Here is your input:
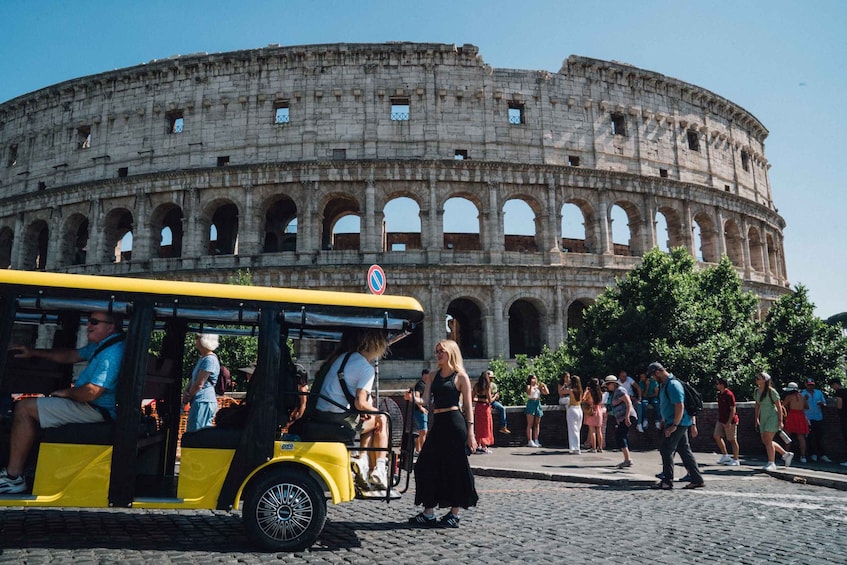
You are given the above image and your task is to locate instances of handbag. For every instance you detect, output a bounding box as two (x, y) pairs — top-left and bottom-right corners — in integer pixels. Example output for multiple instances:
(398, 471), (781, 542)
(580, 401), (595, 416)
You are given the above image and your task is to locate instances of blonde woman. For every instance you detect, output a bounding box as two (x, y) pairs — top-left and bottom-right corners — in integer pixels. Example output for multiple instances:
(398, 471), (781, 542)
(182, 333), (221, 432)
(409, 339), (479, 528)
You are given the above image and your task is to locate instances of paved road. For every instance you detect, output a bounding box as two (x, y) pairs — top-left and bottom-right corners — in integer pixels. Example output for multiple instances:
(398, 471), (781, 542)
(1, 472), (845, 563)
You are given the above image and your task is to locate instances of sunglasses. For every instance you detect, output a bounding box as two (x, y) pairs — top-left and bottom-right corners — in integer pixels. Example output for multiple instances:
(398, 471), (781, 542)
(87, 317), (112, 326)
(435, 349), (446, 355)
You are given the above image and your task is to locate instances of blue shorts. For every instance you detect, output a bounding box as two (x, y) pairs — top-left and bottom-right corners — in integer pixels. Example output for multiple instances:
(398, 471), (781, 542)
(413, 409), (428, 432)
(525, 399), (543, 418)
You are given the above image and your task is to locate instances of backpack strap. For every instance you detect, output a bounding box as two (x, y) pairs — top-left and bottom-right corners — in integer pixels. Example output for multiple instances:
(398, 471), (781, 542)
(91, 333), (126, 358)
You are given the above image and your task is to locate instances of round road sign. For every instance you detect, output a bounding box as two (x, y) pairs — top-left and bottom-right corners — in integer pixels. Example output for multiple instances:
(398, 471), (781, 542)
(367, 264), (386, 295)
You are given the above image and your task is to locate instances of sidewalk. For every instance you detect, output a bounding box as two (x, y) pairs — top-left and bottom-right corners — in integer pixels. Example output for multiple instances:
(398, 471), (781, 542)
(467, 444), (847, 491)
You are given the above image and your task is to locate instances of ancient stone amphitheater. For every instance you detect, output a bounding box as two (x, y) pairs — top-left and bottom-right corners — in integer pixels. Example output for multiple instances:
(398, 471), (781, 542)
(0, 42), (788, 377)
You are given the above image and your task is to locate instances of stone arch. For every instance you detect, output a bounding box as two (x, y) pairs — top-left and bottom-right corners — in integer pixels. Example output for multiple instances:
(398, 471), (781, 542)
(562, 199), (596, 253)
(202, 201), (239, 256)
(747, 226), (764, 272)
(150, 203), (184, 259)
(59, 213), (89, 266)
(0, 227), (13, 269)
(507, 297), (544, 357)
(102, 208), (133, 263)
(383, 195), (422, 252)
(443, 195), (481, 251)
(566, 298), (594, 334)
(609, 200), (643, 256)
(723, 218), (743, 267)
(321, 194), (360, 251)
(766, 233), (779, 276)
(262, 196), (298, 253)
(502, 196), (540, 253)
(21, 220), (49, 270)
(692, 211), (718, 263)
(656, 205), (684, 251)
(446, 297), (486, 359)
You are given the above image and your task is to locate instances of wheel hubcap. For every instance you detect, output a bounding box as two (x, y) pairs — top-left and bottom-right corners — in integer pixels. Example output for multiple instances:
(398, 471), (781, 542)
(255, 483), (313, 541)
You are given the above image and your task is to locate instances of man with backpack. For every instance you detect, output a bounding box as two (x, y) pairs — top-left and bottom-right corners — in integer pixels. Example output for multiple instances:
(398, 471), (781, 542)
(649, 361), (705, 490)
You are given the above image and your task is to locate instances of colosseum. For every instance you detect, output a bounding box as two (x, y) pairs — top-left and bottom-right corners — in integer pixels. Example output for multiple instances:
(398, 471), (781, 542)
(0, 42), (788, 378)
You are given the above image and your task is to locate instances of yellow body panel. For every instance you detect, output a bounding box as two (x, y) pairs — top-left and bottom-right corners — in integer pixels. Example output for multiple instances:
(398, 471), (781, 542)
(0, 443), (113, 507)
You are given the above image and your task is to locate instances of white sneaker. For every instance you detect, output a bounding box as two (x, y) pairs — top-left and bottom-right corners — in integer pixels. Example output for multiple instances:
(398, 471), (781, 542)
(368, 459), (388, 490)
(717, 454), (732, 465)
(762, 462), (777, 471)
(0, 474), (26, 494)
(783, 452), (794, 467)
(821, 455), (832, 463)
(535, 440), (542, 448)
(840, 461), (847, 467)
(350, 456), (370, 489)
(726, 459), (740, 466)
(810, 455), (818, 462)
(642, 420), (648, 429)
(800, 456), (807, 464)
(655, 422), (662, 430)
(527, 440), (538, 447)
(636, 423), (644, 433)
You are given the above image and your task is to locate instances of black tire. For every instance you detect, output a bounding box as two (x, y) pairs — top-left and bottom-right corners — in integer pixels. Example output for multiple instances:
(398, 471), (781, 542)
(243, 470), (327, 552)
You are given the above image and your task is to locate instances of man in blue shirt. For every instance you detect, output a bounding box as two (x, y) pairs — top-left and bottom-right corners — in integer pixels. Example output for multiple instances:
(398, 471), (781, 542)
(801, 378), (831, 463)
(0, 312), (125, 494)
(649, 361), (704, 490)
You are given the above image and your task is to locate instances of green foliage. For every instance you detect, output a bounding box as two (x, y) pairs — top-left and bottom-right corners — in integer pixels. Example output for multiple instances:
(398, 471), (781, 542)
(568, 248), (761, 399)
(760, 285), (847, 389)
(488, 345), (577, 405)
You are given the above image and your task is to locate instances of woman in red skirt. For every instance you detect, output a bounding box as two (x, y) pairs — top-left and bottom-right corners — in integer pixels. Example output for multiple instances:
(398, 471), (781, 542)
(782, 382), (809, 462)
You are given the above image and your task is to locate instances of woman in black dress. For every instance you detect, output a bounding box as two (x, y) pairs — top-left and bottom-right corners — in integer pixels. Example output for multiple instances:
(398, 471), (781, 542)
(409, 339), (478, 528)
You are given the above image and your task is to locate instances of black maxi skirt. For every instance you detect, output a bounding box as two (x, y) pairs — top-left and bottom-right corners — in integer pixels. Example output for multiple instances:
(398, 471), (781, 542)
(413, 409), (479, 509)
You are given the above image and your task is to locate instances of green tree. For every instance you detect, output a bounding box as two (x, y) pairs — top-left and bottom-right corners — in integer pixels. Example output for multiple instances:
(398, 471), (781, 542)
(569, 248), (761, 400)
(489, 345), (577, 405)
(760, 285), (847, 388)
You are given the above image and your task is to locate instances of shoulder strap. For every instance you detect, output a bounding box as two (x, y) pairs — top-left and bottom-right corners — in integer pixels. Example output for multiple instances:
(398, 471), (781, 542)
(92, 333), (126, 359)
(335, 352), (358, 409)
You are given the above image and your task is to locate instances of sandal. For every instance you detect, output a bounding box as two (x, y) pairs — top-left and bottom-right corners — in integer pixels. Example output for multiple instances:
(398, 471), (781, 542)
(651, 480), (673, 490)
(682, 482), (705, 489)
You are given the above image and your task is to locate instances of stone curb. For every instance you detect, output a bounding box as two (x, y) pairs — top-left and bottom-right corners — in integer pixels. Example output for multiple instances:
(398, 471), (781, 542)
(765, 469), (847, 491)
(471, 466), (656, 488)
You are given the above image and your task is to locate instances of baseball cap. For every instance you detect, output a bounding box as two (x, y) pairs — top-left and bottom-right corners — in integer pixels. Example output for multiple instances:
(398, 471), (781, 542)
(805, 378), (815, 385)
(647, 362), (664, 374)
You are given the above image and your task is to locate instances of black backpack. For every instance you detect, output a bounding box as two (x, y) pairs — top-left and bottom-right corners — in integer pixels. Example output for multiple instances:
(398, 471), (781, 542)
(680, 380), (704, 417)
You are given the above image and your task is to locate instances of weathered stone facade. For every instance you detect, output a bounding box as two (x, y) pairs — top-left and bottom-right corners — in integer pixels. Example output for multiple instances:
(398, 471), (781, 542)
(0, 42), (788, 378)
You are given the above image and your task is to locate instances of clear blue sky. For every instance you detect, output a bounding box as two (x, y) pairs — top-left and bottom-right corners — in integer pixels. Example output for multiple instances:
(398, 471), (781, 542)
(2, 0), (844, 317)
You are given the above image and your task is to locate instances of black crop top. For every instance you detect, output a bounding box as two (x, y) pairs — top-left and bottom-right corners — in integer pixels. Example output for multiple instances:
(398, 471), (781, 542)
(431, 371), (461, 409)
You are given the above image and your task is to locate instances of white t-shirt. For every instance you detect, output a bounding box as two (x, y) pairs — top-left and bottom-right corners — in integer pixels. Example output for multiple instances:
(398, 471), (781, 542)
(620, 376), (637, 397)
(315, 352), (375, 413)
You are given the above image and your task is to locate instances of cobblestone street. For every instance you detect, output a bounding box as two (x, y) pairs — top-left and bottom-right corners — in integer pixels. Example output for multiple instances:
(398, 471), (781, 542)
(2, 473), (845, 564)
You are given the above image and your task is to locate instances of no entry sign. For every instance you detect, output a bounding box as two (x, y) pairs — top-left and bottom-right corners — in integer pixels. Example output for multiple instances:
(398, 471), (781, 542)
(367, 264), (386, 295)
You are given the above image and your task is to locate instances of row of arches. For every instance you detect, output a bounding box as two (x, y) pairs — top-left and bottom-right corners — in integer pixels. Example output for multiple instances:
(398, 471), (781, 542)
(0, 185), (786, 281)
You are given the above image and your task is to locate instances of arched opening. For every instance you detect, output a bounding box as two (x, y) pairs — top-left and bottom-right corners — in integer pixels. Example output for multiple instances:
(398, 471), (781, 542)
(60, 213), (89, 266)
(383, 196), (421, 252)
(567, 299), (593, 335)
(503, 198), (537, 252)
(155, 206), (184, 258)
(766, 234), (779, 276)
(610, 202), (641, 256)
(656, 207), (684, 253)
(508, 299), (542, 357)
(748, 227), (764, 272)
(22, 220), (49, 271)
(321, 196), (360, 251)
(210, 203), (239, 255)
(0, 227), (13, 269)
(724, 219), (743, 267)
(446, 298), (485, 359)
(693, 212), (718, 263)
(443, 197), (480, 251)
(102, 208), (133, 263)
(655, 211), (670, 252)
(561, 201), (593, 253)
(264, 197), (298, 253)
